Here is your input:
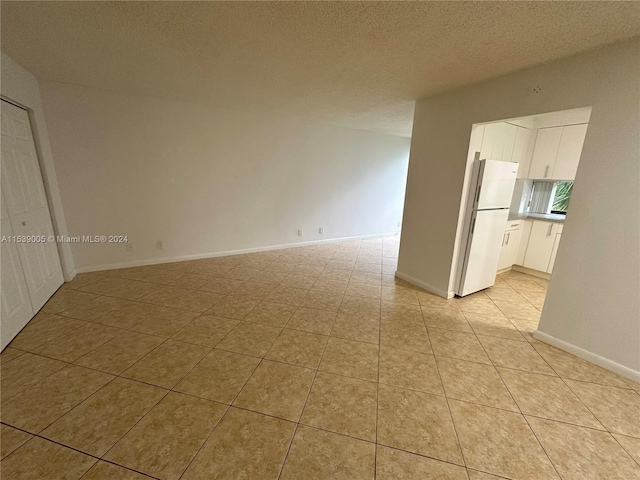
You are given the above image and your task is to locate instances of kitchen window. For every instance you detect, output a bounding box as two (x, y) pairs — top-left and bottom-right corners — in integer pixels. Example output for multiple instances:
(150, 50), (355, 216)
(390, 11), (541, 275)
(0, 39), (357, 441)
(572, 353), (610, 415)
(529, 180), (573, 215)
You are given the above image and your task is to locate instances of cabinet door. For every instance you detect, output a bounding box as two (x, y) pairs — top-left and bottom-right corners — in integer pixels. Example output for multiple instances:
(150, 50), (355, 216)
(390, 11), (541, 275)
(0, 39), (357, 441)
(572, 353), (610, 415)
(552, 124), (587, 180)
(529, 127), (562, 179)
(547, 233), (562, 273)
(523, 220), (558, 272)
(480, 123), (506, 160)
(512, 127), (531, 178)
(497, 232), (510, 271)
(501, 123), (518, 162)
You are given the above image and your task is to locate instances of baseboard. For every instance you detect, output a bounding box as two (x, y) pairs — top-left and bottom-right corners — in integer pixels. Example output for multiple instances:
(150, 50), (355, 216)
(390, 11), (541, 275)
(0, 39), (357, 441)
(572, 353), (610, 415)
(496, 266), (513, 274)
(533, 330), (640, 383)
(63, 269), (77, 282)
(512, 265), (551, 280)
(74, 231), (399, 274)
(394, 270), (455, 299)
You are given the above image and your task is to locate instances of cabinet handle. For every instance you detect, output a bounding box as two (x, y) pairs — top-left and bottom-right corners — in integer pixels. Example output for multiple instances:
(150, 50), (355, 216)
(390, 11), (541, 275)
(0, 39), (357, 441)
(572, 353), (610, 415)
(547, 224), (553, 237)
(505, 232), (510, 245)
(544, 165), (550, 178)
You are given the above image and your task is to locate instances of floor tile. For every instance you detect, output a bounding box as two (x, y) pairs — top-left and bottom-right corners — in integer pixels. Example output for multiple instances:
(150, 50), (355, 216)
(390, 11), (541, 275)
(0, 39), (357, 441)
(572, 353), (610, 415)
(379, 347), (443, 395)
(206, 294), (260, 319)
(175, 349), (260, 403)
(105, 392), (226, 480)
(1, 365), (113, 433)
(1, 352), (67, 402)
(319, 337), (379, 381)
(171, 315), (239, 347)
(464, 311), (525, 341)
(478, 335), (555, 374)
(31, 321), (121, 362)
(380, 302), (423, 323)
(429, 329), (491, 364)
(301, 291), (344, 311)
(122, 339), (210, 389)
(60, 295), (130, 323)
(265, 329), (328, 368)
(376, 445), (468, 479)
(200, 277), (244, 295)
(345, 282), (381, 299)
(41, 377), (166, 456)
(497, 368), (603, 428)
(416, 291), (461, 310)
(533, 342), (630, 388)
(74, 331), (164, 375)
(8, 315), (84, 352)
(380, 285), (420, 305)
(234, 360), (315, 421)
(449, 399), (559, 479)
(380, 320), (432, 354)
(0, 437), (96, 480)
(377, 384), (463, 464)
(613, 434), (640, 465)
(215, 322), (281, 357)
(95, 301), (163, 330)
(301, 371), (377, 441)
(422, 306), (473, 333)
(264, 285), (310, 306)
(287, 307), (337, 335)
(130, 307), (199, 337)
(330, 313), (380, 344)
(1, 425), (32, 460)
(340, 295), (381, 318)
(244, 301), (297, 327)
(81, 461), (153, 480)
(280, 425), (375, 480)
(172, 290), (224, 312)
(564, 380), (640, 437)
(138, 286), (190, 307)
(181, 408), (295, 480)
(166, 273), (210, 290)
(528, 416), (640, 480)
(310, 278), (348, 295)
(0, 346), (25, 363)
(437, 357), (517, 411)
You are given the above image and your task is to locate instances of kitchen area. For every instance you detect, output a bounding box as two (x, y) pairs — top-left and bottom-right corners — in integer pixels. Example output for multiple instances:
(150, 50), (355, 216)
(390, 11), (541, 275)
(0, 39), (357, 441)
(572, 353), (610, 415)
(456, 107), (590, 298)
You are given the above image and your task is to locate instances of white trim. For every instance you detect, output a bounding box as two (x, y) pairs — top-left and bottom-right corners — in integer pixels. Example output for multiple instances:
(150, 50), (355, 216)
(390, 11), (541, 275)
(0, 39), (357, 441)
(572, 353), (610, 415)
(75, 231), (399, 274)
(395, 270), (455, 299)
(63, 269), (77, 282)
(533, 330), (640, 384)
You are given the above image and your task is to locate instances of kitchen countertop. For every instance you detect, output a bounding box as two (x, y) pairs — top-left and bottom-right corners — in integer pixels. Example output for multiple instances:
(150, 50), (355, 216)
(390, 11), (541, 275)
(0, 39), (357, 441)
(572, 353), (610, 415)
(508, 212), (566, 223)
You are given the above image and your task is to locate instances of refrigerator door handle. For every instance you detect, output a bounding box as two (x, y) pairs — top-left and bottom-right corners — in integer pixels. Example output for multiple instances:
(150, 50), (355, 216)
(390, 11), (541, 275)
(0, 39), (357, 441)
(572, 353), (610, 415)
(475, 185), (482, 206)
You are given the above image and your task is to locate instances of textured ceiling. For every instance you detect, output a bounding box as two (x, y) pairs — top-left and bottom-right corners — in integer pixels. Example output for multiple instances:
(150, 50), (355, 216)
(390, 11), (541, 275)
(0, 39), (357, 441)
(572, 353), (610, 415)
(2, 2), (640, 137)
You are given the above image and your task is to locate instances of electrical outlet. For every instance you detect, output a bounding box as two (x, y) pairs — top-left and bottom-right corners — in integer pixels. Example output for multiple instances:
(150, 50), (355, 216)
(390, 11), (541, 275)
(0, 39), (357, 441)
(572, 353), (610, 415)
(297, 229), (303, 237)
(156, 240), (163, 249)
(125, 242), (134, 252)
(319, 227), (324, 234)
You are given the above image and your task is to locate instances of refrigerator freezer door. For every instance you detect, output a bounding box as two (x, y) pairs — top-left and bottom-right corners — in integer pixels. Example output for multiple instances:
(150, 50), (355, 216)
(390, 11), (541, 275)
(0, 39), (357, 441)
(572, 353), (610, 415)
(476, 160), (519, 210)
(458, 208), (510, 296)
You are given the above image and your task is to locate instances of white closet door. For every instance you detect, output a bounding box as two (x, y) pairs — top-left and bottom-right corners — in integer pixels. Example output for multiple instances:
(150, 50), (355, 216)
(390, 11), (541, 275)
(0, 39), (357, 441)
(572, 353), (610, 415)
(1, 100), (63, 315)
(1, 193), (34, 349)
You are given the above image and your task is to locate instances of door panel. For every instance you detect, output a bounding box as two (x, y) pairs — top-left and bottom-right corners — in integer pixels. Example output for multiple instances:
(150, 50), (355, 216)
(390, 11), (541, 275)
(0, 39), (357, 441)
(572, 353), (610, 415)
(1, 100), (63, 319)
(530, 127), (562, 179)
(1, 193), (34, 350)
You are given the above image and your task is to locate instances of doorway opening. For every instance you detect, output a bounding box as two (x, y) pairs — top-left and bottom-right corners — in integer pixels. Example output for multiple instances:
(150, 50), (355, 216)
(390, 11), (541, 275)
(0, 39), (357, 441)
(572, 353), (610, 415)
(454, 106), (592, 336)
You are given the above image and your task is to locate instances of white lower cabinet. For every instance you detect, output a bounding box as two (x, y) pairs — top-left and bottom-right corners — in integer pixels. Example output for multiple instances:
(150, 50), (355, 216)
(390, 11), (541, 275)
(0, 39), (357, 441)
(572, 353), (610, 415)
(497, 220), (522, 271)
(522, 220), (562, 273)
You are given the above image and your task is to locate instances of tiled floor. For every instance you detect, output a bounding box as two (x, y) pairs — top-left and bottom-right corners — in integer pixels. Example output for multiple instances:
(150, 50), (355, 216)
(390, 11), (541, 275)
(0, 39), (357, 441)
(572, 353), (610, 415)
(2, 235), (639, 479)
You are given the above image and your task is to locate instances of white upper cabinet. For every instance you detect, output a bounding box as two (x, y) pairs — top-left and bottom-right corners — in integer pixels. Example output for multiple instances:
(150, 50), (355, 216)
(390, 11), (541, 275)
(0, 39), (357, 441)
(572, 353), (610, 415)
(480, 122), (506, 161)
(552, 124), (588, 180)
(512, 127), (531, 179)
(501, 123), (518, 162)
(528, 124), (587, 180)
(529, 127), (563, 179)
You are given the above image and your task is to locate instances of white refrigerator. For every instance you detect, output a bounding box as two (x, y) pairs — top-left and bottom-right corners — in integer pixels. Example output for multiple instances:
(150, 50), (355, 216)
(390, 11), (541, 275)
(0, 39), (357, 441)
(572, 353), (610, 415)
(456, 159), (518, 297)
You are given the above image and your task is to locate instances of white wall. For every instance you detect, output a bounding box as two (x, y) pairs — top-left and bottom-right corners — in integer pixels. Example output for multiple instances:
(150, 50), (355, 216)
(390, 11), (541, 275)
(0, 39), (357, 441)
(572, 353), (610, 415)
(1, 53), (76, 280)
(38, 81), (410, 271)
(398, 38), (640, 376)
